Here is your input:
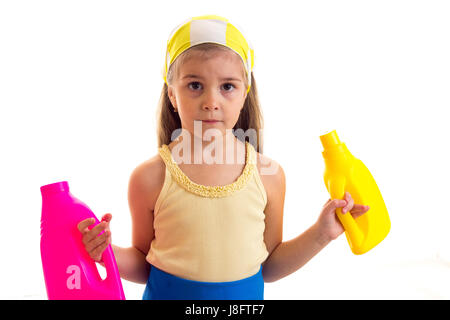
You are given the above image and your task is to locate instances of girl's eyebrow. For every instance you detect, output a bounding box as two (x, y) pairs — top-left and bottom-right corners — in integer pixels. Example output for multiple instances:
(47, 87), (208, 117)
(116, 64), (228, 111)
(181, 74), (242, 82)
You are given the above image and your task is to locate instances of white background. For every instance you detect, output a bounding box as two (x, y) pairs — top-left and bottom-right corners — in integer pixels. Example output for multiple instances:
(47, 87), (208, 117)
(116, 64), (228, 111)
(1, 0), (449, 299)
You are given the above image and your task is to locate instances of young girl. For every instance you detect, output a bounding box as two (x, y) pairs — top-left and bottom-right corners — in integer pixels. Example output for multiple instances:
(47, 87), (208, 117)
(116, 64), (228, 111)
(77, 15), (369, 300)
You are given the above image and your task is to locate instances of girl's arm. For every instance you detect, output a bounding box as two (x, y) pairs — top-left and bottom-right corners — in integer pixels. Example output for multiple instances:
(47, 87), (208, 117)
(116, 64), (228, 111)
(77, 216), (150, 284)
(261, 163), (368, 283)
(120, 160), (160, 283)
(78, 158), (162, 284)
(110, 244), (150, 284)
(262, 222), (331, 283)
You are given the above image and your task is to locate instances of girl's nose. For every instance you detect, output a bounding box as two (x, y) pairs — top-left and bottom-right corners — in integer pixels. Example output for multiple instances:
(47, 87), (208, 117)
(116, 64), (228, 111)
(202, 88), (220, 111)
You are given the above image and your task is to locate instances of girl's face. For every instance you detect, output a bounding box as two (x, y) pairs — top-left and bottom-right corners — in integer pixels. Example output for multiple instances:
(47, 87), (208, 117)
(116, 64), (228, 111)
(168, 49), (248, 140)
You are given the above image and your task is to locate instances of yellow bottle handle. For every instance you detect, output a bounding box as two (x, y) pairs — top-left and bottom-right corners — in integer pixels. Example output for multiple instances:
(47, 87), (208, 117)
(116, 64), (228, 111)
(328, 178), (365, 248)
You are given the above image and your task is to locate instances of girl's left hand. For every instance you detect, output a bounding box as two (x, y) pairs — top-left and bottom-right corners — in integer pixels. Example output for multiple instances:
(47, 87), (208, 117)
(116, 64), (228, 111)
(315, 192), (370, 242)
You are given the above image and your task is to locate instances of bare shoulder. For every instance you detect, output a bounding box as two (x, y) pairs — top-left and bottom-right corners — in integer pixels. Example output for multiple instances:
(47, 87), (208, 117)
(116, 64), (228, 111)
(128, 152), (166, 213)
(255, 151), (286, 199)
(254, 150), (285, 261)
(128, 153), (166, 255)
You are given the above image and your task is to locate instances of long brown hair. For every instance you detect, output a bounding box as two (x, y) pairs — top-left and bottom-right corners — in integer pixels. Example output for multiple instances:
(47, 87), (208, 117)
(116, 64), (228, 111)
(155, 43), (264, 153)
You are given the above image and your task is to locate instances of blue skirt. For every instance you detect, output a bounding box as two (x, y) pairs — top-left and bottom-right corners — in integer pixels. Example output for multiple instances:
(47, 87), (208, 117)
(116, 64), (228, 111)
(142, 265), (264, 300)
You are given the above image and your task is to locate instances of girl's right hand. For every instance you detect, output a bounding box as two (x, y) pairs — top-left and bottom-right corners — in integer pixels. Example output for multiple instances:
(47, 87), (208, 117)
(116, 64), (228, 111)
(77, 213), (112, 262)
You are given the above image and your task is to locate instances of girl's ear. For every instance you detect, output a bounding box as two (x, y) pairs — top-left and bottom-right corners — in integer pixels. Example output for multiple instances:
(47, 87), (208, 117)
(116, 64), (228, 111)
(168, 85), (177, 108)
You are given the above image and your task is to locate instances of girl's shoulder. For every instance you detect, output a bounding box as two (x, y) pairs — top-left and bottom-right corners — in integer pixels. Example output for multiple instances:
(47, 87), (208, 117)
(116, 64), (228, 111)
(254, 150), (285, 199)
(129, 152), (166, 214)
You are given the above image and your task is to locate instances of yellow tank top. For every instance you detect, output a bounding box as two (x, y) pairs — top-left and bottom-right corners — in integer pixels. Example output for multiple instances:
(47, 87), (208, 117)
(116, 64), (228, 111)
(146, 141), (269, 282)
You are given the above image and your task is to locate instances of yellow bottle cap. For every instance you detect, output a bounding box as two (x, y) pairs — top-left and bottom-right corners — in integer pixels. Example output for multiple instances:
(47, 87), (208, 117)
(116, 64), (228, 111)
(320, 130), (341, 149)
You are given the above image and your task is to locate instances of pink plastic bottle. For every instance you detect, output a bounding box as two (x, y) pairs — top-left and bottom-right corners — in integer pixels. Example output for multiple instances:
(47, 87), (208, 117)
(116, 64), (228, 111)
(40, 181), (125, 300)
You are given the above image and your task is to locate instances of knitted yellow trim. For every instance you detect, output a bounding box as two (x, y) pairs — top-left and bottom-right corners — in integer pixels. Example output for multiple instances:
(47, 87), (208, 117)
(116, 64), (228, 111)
(158, 141), (255, 198)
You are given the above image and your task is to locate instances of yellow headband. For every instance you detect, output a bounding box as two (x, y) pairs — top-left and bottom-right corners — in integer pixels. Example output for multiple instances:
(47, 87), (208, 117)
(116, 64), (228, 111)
(163, 15), (254, 94)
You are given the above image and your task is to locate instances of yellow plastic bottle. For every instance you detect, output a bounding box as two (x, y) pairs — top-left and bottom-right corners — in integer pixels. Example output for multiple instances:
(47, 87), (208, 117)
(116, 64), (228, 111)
(320, 130), (390, 254)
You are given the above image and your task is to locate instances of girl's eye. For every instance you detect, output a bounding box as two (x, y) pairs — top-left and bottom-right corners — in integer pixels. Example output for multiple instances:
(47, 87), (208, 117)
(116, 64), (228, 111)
(222, 83), (235, 91)
(188, 82), (202, 90)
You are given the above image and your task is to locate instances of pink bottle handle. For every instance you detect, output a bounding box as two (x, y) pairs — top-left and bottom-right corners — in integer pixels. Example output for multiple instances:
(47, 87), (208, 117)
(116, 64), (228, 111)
(87, 217), (124, 298)
(102, 246), (120, 284)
